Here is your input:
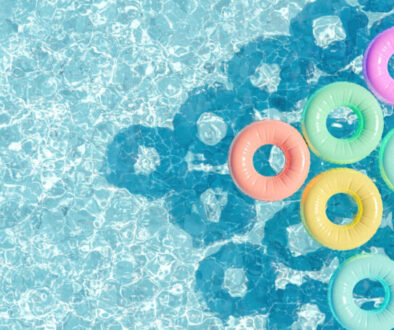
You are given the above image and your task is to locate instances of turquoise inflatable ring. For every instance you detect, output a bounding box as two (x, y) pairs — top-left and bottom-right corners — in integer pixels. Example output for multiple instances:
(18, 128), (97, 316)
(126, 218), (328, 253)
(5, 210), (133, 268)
(329, 254), (394, 330)
(302, 82), (384, 164)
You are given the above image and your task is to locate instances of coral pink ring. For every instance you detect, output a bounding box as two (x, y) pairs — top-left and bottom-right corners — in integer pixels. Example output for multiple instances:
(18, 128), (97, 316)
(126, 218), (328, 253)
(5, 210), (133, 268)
(228, 120), (310, 201)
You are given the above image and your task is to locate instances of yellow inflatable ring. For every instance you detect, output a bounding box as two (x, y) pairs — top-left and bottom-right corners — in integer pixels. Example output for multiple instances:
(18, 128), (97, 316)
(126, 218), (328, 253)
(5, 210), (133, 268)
(301, 168), (382, 250)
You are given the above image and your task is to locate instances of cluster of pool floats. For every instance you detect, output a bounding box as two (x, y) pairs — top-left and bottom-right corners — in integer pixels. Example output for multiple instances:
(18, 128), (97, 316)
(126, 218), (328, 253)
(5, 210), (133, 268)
(105, 23), (394, 328)
(228, 27), (394, 329)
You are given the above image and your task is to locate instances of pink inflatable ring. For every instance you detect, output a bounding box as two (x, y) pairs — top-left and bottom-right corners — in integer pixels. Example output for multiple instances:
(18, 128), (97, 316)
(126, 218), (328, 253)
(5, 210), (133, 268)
(363, 27), (394, 105)
(228, 120), (310, 201)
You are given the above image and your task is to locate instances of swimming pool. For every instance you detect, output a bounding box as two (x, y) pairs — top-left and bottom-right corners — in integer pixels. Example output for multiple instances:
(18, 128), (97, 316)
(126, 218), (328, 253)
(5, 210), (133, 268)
(0, 0), (393, 328)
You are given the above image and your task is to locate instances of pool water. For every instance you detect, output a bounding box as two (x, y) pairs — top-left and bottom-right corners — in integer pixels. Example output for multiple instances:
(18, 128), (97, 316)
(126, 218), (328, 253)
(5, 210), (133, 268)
(0, 0), (393, 328)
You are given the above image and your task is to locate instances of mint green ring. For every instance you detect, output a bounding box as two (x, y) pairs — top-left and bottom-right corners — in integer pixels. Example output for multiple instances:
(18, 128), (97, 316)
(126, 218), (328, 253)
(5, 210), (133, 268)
(302, 82), (384, 164)
(329, 254), (394, 330)
(379, 130), (394, 190)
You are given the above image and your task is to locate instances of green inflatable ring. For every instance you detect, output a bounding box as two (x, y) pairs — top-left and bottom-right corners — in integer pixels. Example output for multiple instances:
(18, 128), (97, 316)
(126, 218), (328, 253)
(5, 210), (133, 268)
(380, 129), (394, 190)
(329, 254), (394, 330)
(302, 82), (384, 164)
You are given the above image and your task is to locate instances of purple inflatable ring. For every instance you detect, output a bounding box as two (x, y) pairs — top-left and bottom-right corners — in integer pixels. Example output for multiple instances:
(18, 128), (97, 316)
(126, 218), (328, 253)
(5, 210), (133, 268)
(363, 27), (394, 105)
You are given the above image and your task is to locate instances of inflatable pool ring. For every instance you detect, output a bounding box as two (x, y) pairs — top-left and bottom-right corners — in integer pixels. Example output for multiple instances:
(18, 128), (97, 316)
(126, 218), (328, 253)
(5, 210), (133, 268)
(301, 168), (382, 250)
(363, 27), (394, 105)
(228, 120), (310, 201)
(302, 82), (384, 164)
(380, 129), (394, 190)
(329, 254), (394, 329)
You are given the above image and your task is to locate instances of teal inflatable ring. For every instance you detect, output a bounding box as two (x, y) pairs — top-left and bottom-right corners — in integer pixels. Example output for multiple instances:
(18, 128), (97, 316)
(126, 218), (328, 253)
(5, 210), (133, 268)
(302, 82), (384, 164)
(380, 129), (394, 190)
(329, 254), (394, 330)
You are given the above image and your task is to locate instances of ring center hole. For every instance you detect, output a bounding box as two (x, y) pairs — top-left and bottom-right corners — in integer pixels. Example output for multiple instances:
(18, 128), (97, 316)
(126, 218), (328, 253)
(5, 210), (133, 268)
(389, 54), (394, 79)
(326, 193), (358, 225)
(253, 144), (285, 177)
(353, 278), (386, 310)
(326, 107), (359, 139)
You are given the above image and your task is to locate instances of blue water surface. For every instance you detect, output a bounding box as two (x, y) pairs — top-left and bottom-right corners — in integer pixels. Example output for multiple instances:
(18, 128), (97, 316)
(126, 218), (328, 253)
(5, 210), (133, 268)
(0, 0), (393, 328)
